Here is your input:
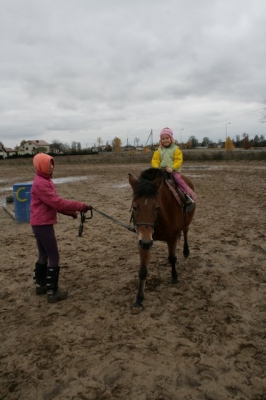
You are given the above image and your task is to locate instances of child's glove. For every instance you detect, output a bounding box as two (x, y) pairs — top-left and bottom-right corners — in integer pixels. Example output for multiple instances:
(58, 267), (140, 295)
(82, 204), (92, 212)
(71, 211), (78, 219)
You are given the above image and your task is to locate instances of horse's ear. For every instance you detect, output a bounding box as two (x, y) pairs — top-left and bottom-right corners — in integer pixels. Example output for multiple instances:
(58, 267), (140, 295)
(128, 173), (137, 190)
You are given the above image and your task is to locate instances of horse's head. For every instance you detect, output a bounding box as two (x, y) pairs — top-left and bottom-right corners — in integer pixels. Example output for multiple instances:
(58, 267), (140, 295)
(129, 169), (163, 251)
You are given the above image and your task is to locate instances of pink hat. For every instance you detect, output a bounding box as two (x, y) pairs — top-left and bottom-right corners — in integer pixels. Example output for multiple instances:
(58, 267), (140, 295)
(160, 127), (174, 141)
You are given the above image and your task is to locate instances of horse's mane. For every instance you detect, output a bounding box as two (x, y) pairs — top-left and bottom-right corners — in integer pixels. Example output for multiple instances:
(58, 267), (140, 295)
(140, 168), (165, 181)
(134, 168), (165, 199)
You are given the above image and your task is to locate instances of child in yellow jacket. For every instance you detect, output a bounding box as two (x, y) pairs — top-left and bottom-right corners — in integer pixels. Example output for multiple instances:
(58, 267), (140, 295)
(151, 127), (195, 211)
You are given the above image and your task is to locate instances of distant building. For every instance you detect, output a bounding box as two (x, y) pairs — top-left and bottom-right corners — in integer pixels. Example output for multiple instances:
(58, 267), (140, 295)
(17, 140), (50, 155)
(89, 146), (96, 153)
(123, 145), (136, 151)
(0, 145), (17, 159)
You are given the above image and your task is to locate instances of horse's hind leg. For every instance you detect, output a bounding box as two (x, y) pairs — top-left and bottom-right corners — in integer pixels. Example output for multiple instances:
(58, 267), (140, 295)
(167, 239), (178, 284)
(183, 229), (190, 258)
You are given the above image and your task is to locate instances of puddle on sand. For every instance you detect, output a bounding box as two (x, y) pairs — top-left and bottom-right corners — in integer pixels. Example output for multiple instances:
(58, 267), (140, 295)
(0, 180), (32, 194)
(111, 183), (130, 188)
(0, 176), (91, 193)
(0, 176), (91, 205)
(185, 165), (225, 171)
(53, 176), (92, 184)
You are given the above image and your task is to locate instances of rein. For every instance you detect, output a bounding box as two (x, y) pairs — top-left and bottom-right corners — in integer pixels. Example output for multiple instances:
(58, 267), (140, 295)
(78, 209), (93, 237)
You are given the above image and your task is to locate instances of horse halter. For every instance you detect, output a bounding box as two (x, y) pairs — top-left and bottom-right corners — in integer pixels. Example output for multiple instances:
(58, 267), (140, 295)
(130, 200), (159, 231)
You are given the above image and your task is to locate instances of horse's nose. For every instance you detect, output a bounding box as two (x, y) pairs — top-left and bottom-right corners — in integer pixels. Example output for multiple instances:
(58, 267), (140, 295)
(139, 240), (153, 250)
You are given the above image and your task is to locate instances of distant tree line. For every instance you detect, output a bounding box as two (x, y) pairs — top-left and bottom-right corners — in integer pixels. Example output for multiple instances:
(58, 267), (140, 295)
(1, 133), (266, 159)
(184, 133), (266, 150)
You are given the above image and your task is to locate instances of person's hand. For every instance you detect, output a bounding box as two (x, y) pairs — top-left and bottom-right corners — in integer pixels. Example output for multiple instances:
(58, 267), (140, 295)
(71, 211), (78, 219)
(82, 204), (92, 213)
(166, 167), (173, 173)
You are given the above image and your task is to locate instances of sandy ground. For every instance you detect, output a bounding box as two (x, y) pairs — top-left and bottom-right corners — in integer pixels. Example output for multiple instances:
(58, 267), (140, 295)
(0, 160), (266, 400)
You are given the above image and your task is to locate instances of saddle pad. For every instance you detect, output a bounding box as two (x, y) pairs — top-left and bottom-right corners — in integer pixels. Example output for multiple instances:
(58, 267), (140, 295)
(166, 180), (183, 207)
(166, 180), (197, 207)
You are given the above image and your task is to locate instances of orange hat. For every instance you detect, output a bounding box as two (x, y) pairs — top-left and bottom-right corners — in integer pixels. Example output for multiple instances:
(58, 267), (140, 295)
(33, 153), (54, 175)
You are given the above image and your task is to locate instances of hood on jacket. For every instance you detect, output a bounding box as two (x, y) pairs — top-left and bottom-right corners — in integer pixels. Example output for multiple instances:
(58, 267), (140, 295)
(33, 153), (54, 176)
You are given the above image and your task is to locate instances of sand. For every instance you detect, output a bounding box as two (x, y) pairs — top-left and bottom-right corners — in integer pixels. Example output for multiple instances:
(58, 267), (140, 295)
(0, 160), (265, 400)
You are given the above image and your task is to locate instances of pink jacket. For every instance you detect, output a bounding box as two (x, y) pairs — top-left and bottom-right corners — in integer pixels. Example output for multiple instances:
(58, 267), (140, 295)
(30, 154), (85, 226)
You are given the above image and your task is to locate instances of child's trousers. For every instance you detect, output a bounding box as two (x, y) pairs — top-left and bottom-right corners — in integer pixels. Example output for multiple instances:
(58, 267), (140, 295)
(172, 172), (192, 196)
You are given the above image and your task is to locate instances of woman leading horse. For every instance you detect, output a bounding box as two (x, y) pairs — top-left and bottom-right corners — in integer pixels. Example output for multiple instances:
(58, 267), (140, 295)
(128, 168), (196, 309)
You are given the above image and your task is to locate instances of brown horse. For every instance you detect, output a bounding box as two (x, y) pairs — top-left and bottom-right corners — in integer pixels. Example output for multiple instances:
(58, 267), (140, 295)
(128, 168), (196, 309)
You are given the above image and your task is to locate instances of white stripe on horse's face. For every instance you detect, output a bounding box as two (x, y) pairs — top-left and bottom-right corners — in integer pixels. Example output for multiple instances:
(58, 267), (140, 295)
(136, 225), (153, 245)
(145, 198), (148, 206)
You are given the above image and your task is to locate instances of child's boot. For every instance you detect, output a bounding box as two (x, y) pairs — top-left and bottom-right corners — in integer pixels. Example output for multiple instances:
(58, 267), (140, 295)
(34, 262), (47, 295)
(46, 267), (68, 303)
(185, 195), (195, 213)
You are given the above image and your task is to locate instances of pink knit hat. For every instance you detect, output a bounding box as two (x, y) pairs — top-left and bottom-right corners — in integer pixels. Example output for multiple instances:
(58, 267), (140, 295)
(160, 127), (174, 141)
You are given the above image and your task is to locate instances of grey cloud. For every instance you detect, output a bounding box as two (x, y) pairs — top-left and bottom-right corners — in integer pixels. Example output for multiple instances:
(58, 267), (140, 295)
(1, 0), (266, 148)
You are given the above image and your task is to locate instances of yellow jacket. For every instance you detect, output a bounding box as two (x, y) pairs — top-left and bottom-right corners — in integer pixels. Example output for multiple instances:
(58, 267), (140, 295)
(151, 144), (183, 171)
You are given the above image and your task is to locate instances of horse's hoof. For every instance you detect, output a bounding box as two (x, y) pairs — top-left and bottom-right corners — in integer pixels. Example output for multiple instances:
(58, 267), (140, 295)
(183, 250), (190, 258)
(131, 302), (144, 314)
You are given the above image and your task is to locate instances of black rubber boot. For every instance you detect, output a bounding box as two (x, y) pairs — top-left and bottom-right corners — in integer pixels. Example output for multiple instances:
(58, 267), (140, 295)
(46, 267), (68, 303)
(34, 262), (47, 295)
(175, 187), (195, 213)
(185, 195), (195, 213)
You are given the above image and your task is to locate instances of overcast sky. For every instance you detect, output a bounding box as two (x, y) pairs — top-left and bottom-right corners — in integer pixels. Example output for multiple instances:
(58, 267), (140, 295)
(1, 0), (266, 149)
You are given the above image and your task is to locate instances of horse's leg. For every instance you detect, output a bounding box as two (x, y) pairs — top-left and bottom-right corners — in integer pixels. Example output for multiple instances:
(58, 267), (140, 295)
(134, 248), (151, 308)
(183, 228), (190, 258)
(167, 238), (178, 284)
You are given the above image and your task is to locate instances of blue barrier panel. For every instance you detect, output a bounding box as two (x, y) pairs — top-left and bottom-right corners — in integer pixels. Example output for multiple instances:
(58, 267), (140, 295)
(13, 183), (32, 223)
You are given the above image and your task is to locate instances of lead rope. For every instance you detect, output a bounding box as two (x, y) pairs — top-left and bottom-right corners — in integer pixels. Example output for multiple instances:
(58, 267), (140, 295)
(78, 207), (136, 237)
(92, 207), (136, 233)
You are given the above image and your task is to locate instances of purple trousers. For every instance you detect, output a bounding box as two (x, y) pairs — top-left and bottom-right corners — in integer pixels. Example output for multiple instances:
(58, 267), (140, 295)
(32, 225), (59, 267)
(172, 172), (192, 195)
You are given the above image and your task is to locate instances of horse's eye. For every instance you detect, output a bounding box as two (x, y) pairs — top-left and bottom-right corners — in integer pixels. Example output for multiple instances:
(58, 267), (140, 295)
(133, 206), (137, 211)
